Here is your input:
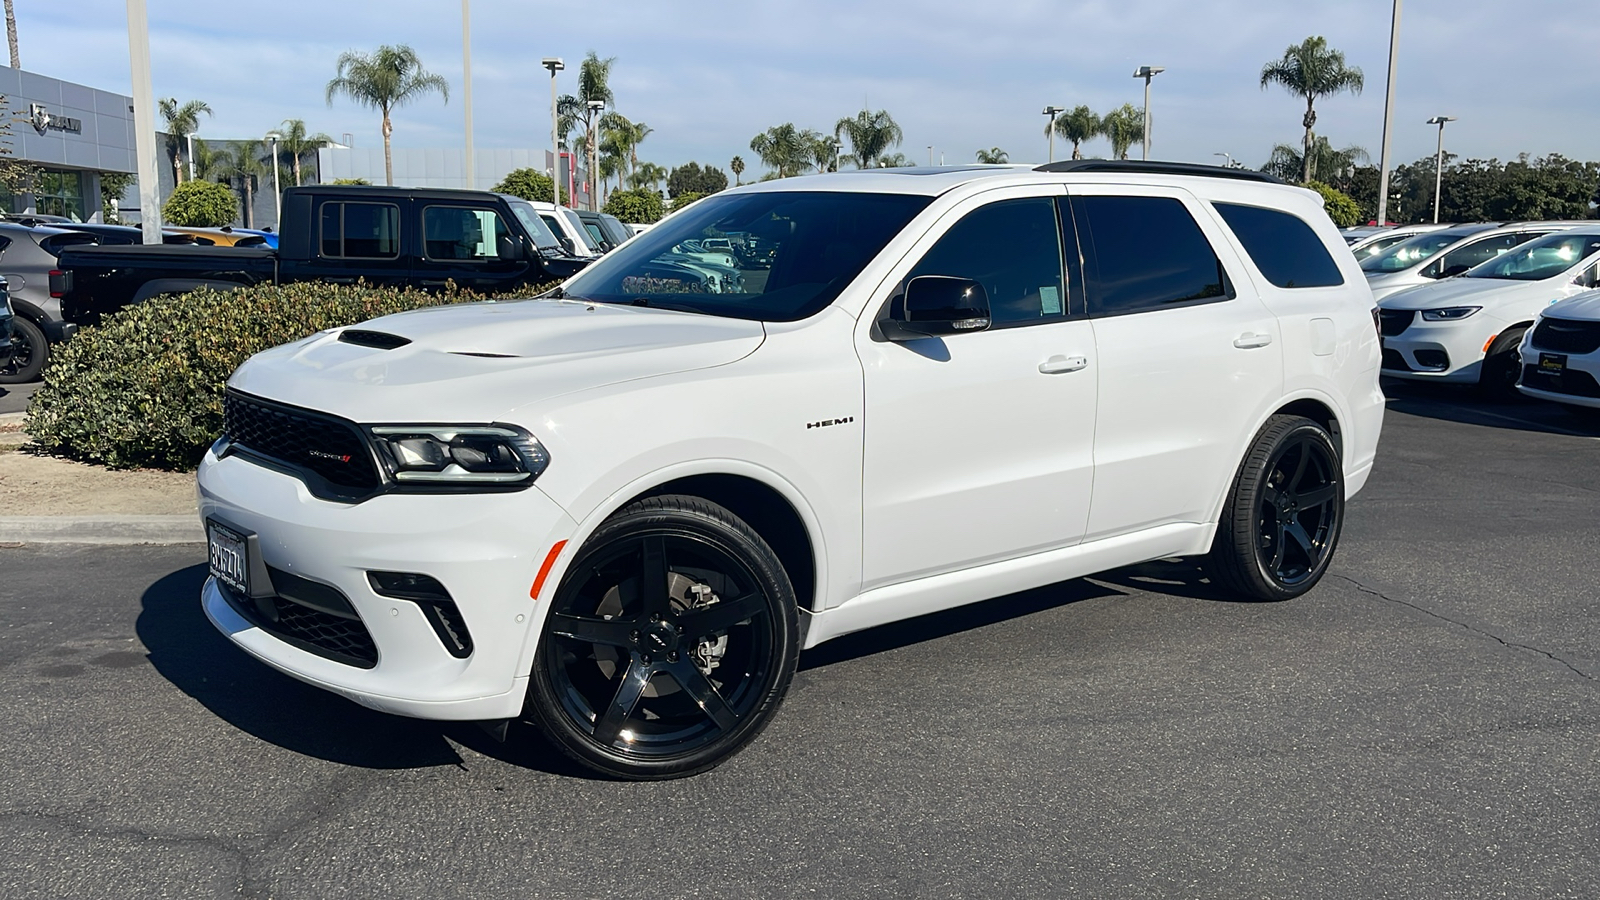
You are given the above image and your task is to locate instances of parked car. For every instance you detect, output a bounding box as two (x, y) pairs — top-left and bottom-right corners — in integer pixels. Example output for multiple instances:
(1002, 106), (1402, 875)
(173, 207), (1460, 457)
(1363, 223), (1573, 301)
(0, 212), (75, 228)
(56, 186), (590, 328)
(196, 160), (1383, 779)
(575, 210), (633, 252)
(54, 223), (203, 246)
(1516, 290), (1600, 409)
(1340, 225), (1391, 245)
(1378, 229), (1600, 393)
(163, 226), (272, 247)
(1348, 223), (1451, 262)
(0, 278), (14, 371)
(0, 223), (99, 382)
(528, 201), (605, 258)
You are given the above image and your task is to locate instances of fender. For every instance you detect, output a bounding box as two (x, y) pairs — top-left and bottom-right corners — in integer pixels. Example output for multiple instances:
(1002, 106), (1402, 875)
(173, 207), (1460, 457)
(1205, 386), (1354, 526)
(130, 279), (252, 306)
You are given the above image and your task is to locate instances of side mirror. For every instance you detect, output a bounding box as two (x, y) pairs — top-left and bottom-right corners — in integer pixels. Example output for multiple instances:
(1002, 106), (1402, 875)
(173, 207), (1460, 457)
(884, 275), (991, 341)
(1440, 264), (1470, 278)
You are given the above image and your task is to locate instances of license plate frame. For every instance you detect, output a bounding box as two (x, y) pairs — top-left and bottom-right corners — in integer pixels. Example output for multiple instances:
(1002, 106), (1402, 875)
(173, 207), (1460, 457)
(1538, 352), (1568, 374)
(207, 520), (250, 596)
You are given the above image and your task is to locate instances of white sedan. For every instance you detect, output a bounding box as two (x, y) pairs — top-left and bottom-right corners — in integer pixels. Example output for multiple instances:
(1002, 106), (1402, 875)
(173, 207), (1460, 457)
(1517, 289), (1600, 408)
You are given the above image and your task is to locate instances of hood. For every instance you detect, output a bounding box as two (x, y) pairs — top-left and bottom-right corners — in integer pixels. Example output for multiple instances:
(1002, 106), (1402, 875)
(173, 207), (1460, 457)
(229, 298), (765, 423)
(1365, 270), (1430, 301)
(1378, 276), (1546, 311)
(1542, 288), (1600, 321)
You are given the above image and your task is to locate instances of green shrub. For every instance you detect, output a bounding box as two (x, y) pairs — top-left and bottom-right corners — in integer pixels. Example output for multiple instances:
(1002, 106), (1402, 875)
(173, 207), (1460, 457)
(669, 191), (703, 213)
(603, 188), (665, 224)
(25, 281), (540, 470)
(328, 177), (371, 185)
(1306, 180), (1361, 228)
(163, 180), (238, 227)
(492, 168), (554, 202)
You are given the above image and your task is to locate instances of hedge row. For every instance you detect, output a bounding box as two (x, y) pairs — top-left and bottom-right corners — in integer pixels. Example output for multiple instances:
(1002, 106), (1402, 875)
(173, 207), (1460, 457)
(26, 281), (536, 470)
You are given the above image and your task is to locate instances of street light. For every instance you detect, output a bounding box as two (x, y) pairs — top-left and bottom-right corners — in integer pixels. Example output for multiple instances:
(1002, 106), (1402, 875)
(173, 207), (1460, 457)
(1041, 106), (1063, 162)
(586, 98), (605, 211)
(461, 0), (475, 189)
(265, 131), (282, 230)
(1213, 151), (1238, 169)
(927, 145), (934, 166)
(540, 57), (564, 207)
(185, 131), (197, 181)
(1133, 66), (1165, 160)
(1376, 0), (1403, 226)
(1427, 115), (1457, 224)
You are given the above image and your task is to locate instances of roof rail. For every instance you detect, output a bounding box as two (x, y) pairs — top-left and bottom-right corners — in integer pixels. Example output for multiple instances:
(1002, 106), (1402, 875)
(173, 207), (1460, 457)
(1033, 159), (1283, 184)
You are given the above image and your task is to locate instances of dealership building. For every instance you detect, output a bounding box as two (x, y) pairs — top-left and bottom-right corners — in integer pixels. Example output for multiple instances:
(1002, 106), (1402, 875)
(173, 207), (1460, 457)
(0, 67), (136, 222)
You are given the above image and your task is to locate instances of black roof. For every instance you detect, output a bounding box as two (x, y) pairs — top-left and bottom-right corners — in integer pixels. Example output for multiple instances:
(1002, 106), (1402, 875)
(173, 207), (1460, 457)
(1033, 159), (1283, 184)
(282, 184), (518, 202)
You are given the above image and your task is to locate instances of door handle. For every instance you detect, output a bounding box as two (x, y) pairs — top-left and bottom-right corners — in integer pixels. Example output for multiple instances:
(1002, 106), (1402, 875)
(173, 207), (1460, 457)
(1233, 332), (1273, 349)
(1038, 354), (1088, 374)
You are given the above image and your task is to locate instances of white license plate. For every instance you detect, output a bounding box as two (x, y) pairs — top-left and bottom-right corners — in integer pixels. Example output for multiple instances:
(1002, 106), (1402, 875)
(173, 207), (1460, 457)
(207, 521), (249, 595)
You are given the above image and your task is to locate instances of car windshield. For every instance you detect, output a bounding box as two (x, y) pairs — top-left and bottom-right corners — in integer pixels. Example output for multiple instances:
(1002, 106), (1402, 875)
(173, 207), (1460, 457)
(598, 214), (632, 246)
(1360, 233), (1465, 272)
(1463, 233), (1600, 281)
(563, 208), (602, 252)
(560, 190), (932, 321)
(1352, 233), (1411, 260)
(506, 201), (562, 251)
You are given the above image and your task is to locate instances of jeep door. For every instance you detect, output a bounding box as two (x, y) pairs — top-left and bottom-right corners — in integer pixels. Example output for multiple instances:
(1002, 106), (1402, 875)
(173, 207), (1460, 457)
(412, 202), (537, 291)
(305, 197), (412, 287)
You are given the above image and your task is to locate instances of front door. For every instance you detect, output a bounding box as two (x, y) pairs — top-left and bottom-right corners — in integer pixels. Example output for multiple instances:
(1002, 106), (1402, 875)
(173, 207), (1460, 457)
(857, 192), (1098, 591)
(412, 203), (536, 292)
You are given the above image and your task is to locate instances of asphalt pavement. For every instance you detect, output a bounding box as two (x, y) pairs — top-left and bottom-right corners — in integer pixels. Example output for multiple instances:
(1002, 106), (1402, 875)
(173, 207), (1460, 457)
(0, 381), (39, 416)
(2, 384), (1598, 899)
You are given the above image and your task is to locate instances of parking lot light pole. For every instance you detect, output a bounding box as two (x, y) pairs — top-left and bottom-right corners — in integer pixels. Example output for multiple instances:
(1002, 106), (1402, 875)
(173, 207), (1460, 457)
(541, 57), (564, 207)
(1213, 151), (1237, 168)
(586, 98), (604, 211)
(126, 0), (161, 243)
(1133, 66), (1165, 160)
(1041, 106), (1063, 162)
(266, 131), (282, 229)
(1427, 115), (1456, 224)
(461, 0), (475, 189)
(1376, 0), (1403, 226)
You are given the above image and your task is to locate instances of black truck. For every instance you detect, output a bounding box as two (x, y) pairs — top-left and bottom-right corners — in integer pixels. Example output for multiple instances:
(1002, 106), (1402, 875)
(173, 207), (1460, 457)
(57, 185), (588, 327)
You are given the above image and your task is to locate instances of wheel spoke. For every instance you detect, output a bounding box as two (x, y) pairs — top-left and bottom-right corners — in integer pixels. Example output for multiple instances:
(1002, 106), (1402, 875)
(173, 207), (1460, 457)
(1285, 518), (1315, 555)
(591, 658), (652, 747)
(1269, 524), (1288, 572)
(1288, 441), (1310, 490)
(664, 659), (739, 732)
(1298, 484), (1339, 511)
(1261, 483), (1284, 509)
(548, 612), (635, 648)
(638, 535), (671, 619)
(680, 591), (767, 638)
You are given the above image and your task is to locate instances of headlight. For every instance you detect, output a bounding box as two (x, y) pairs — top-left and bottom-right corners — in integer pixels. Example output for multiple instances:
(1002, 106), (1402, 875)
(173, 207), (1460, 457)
(1421, 306), (1481, 321)
(369, 424), (549, 486)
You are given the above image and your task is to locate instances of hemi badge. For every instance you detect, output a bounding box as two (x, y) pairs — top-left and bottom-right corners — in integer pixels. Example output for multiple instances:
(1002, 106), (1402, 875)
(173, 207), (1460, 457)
(806, 416), (855, 430)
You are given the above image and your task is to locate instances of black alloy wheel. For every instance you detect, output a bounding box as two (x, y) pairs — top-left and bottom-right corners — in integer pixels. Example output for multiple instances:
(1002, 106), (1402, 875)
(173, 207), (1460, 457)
(1478, 326), (1527, 398)
(1208, 415), (1344, 601)
(0, 316), (46, 384)
(526, 495), (799, 779)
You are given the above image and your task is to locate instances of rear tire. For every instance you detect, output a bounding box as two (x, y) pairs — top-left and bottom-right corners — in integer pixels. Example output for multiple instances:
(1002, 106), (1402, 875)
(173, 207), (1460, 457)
(1477, 326), (1527, 399)
(1207, 415), (1344, 602)
(0, 316), (47, 384)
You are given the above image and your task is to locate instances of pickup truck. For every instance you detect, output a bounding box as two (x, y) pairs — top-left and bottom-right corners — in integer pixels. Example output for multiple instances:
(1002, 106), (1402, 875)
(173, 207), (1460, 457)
(58, 185), (588, 327)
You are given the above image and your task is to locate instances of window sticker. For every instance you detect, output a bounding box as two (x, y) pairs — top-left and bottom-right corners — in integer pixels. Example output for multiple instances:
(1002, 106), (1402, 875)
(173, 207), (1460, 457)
(1040, 285), (1062, 316)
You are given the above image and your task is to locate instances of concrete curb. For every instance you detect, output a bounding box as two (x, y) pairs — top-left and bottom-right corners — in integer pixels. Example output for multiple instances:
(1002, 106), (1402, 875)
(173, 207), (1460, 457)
(0, 515), (204, 545)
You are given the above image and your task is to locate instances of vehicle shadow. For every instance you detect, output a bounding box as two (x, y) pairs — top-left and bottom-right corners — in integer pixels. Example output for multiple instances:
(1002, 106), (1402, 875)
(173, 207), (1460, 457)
(1089, 557), (1257, 603)
(1381, 377), (1600, 437)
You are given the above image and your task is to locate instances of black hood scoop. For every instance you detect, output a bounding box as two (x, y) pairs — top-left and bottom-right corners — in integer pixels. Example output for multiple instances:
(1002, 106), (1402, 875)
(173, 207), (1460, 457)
(339, 329), (412, 350)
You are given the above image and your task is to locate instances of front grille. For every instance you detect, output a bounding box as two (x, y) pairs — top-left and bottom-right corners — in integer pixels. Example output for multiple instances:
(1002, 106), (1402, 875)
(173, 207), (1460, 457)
(1382, 348), (1411, 371)
(224, 392), (380, 495)
(1530, 317), (1600, 355)
(1521, 364), (1600, 398)
(220, 581), (378, 668)
(1379, 309), (1415, 337)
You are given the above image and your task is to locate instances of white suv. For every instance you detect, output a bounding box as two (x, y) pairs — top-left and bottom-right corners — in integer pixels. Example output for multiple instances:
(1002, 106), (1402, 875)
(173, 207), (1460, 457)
(198, 162), (1385, 779)
(1517, 289), (1600, 409)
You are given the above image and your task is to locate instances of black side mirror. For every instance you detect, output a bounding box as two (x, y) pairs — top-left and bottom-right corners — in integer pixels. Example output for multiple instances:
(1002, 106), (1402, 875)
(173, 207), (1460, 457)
(884, 275), (991, 341)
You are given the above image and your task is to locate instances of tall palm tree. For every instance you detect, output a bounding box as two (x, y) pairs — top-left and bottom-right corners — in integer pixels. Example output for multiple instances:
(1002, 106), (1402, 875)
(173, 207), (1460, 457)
(600, 112), (651, 183)
(1100, 104), (1144, 160)
(1260, 35), (1365, 183)
(730, 155), (745, 186)
(812, 135), (841, 173)
(749, 124), (817, 179)
(325, 44), (449, 187)
(557, 52), (616, 209)
(834, 109), (903, 169)
(216, 143), (269, 228)
(877, 152), (914, 168)
(4, 0), (19, 69)
(276, 118), (332, 186)
(191, 139), (231, 183)
(158, 98), (212, 184)
(1262, 138), (1369, 184)
(629, 161), (668, 192)
(1053, 106), (1102, 160)
(975, 147), (1009, 164)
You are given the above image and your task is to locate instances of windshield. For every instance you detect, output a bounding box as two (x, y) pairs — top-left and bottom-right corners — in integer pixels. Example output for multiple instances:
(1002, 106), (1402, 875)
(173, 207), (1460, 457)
(1352, 233), (1413, 260)
(1361, 233), (1467, 272)
(561, 190), (932, 321)
(562, 208), (602, 252)
(507, 201), (562, 251)
(1463, 233), (1600, 281)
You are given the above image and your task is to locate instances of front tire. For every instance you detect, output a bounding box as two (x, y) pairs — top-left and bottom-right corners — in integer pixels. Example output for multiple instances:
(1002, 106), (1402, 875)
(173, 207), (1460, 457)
(0, 316), (47, 384)
(1207, 415), (1344, 602)
(526, 494), (800, 780)
(1478, 326), (1527, 399)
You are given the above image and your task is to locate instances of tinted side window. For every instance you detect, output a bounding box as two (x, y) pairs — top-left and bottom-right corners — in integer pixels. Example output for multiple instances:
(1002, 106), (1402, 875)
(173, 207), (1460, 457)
(1434, 233), (1523, 276)
(1214, 202), (1343, 288)
(423, 206), (512, 261)
(319, 202), (400, 259)
(1074, 195), (1231, 316)
(907, 197), (1066, 328)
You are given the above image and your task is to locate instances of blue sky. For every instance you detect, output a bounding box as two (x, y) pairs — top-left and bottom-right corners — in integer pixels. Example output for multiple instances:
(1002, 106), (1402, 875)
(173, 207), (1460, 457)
(13, 0), (1597, 176)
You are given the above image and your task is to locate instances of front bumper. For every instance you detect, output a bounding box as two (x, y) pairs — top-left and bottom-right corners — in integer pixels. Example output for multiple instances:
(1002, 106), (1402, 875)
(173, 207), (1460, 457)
(1516, 336), (1600, 409)
(1379, 313), (1511, 383)
(197, 449), (577, 720)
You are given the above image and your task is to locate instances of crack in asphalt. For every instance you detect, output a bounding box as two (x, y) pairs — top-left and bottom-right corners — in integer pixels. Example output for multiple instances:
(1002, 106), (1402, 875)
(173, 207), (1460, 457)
(1331, 572), (1598, 684)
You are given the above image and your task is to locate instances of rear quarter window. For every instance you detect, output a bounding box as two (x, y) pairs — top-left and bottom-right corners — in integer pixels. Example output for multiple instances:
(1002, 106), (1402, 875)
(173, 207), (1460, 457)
(1214, 203), (1344, 289)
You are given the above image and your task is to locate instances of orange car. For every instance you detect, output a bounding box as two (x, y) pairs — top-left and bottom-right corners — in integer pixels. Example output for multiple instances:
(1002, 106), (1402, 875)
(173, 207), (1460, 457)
(163, 226), (272, 247)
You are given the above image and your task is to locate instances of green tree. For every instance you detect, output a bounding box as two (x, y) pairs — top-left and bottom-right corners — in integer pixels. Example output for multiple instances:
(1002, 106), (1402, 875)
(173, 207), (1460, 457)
(0, 95), (38, 194)
(603, 187), (664, 224)
(834, 109), (903, 169)
(158, 98), (212, 185)
(98, 171), (135, 222)
(492, 168), (554, 202)
(669, 191), (703, 213)
(325, 44), (449, 187)
(812, 134), (841, 173)
(1054, 105), (1102, 160)
(730, 155), (745, 186)
(1100, 104), (1144, 160)
(163, 179), (238, 227)
(877, 152), (914, 168)
(1306, 180), (1361, 227)
(1260, 36), (1365, 184)
(276, 118), (332, 186)
(216, 142), (269, 228)
(975, 147), (1009, 164)
(667, 162), (729, 199)
(628, 161), (668, 192)
(328, 177), (371, 185)
(1262, 138), (1368, 184)
(191, 139), (231, 182)
(750, 123), (818, 178)
(557, 51), (616, 210)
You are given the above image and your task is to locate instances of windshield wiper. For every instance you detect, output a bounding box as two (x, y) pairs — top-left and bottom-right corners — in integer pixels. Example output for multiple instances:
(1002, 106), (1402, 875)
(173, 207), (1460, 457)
(628, 297), (708, 315)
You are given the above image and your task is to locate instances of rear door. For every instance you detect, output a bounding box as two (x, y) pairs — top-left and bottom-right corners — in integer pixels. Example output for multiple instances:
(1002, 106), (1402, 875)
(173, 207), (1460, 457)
(304, 197), (411, 286)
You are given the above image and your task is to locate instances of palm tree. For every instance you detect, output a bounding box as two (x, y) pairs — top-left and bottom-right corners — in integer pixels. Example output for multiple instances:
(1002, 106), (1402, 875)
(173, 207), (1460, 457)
(749, 124), (818, 179)
(276, 118), (332, 186)
(4, 0), (19, 69)
(325, 44), (449, 187)
(557, 52), (616, 210)
(191, 139), (231, 183)
(1263, 138), (1369, 184)
(216, 143), (269, 228)
(1100, 104), (1144, 160)
(975, 147), (1009, 164)
(158, 98), (212, 184)
(877, 152), (914, 168)
(1053, 106), (1102, 160)
(600, 112), (652, 184)
(628, 161), (668, 193)
(812, 135), (841, 173)
(730, 155), (745, 186)
(834, 109), (903, 169)
(1260, 35), (1365, 183)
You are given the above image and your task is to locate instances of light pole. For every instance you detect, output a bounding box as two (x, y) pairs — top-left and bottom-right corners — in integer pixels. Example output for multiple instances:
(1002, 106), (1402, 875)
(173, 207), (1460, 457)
(266, 131), (282, 229)
(126, 0), (162, 243)
(541, 57), (564, 206)
(927, 145), (933, 166)
(461, 0), (475, 189)
(1427, 115), (1456, 224)
(1213, 151), (1238, 169)
(586, 98), (604, 211)
(1376, 0), (1403, 226)
(185, 131), (196, 181)
(1041, 105), (1063, 162)
(1133, 66), (1165, 160)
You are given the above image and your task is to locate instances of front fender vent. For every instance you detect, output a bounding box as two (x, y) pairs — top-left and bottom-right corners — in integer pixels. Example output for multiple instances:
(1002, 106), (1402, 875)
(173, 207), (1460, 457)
(339, 329), (411, 350)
